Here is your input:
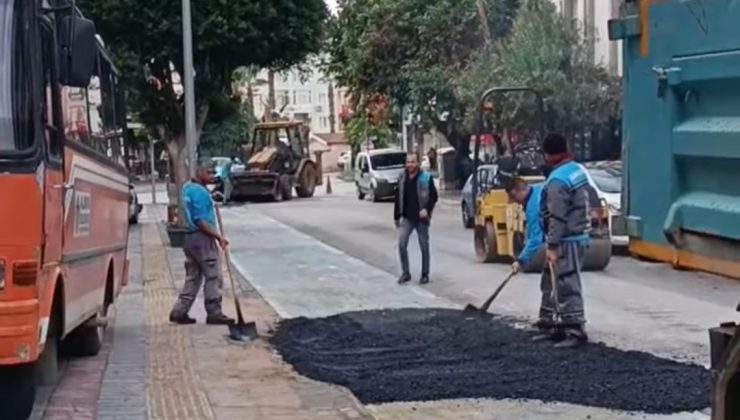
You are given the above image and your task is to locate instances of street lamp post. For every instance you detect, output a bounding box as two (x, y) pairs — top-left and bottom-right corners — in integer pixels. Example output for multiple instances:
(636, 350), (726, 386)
(181, 0), (197, 177)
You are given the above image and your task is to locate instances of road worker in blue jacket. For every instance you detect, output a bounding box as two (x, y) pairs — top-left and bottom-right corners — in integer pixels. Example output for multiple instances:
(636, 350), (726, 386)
(506, 178), (544, 274)
(536, 133), (591, 349)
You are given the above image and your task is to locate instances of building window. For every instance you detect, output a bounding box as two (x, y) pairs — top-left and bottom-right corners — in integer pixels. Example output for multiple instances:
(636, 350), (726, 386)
(293, 90), (312, 105)
(277, 90), (290, 108)
(319, 117), (329, 129)
(318, 92), (328, 105)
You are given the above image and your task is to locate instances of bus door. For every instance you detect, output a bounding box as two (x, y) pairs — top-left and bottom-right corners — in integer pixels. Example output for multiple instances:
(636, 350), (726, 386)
(40, 19), (65, 265)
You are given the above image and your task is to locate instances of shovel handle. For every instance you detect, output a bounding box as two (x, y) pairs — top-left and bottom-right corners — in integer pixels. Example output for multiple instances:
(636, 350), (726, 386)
(548, 261), (561, 322)
(479, 270), (516, 312)
(214, 206), (245, 324)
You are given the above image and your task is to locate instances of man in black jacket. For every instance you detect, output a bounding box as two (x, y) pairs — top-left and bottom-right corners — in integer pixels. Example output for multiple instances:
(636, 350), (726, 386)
(394, 153), (438, 285)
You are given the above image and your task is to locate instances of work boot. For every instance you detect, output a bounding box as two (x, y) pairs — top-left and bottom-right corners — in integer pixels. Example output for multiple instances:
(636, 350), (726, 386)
(397, 273), (411, 285)
(553, 328), (588, 349)
(553, 335), (587, 349)
(531, 327), (565, 343)
(531, 329), (555, 343)
(169, 313), (197, 325)
(206, 314), (235, 325)
(419, 275), (430, 285)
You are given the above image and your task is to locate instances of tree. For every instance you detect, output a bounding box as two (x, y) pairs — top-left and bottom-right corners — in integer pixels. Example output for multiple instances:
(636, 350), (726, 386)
(456, 0), (621, 137)
(325, 0), (519, 184)
(78, 0), (328, 221)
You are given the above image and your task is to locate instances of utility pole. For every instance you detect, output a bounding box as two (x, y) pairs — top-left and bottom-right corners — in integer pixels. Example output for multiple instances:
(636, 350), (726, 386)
(149, 140), (157, 204)
(182, 0), (197, 177)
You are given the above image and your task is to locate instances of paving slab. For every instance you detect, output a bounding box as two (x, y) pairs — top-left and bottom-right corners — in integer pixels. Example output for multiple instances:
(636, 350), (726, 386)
(221, 207), (453, 318)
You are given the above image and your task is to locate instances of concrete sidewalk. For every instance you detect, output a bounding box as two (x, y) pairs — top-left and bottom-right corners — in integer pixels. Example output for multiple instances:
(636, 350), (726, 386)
(33, 206), (371, 420)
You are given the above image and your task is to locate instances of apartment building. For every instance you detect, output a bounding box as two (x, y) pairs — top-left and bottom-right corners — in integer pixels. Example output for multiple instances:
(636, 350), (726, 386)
(250, 66), (350, 135)
(555, 0), (622, 75)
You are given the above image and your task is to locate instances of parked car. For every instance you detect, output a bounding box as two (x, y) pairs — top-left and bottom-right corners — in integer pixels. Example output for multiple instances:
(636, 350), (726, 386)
(582, 161), (626, 246)
(337, 151), (352, 170)
(129, 184), (143, 224)
(212, 156), (245, 175)
(355, 149), (407, 202)
(460, 164), (499, 228)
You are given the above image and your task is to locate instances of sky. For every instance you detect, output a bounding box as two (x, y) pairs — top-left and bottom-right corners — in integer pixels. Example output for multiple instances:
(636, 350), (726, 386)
(325, 0), (337, 13)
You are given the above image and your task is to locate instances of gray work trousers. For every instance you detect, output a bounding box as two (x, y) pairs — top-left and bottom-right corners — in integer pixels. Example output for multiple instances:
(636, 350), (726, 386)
(223, 177), (233, 203)
(398, 218), (430, 277)
(170, 231), (224, 317)
(539, 241), (586, 337)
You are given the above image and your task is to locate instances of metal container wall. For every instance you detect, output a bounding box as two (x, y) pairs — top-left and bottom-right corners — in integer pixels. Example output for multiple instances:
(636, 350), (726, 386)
(611, 0), (740, 277)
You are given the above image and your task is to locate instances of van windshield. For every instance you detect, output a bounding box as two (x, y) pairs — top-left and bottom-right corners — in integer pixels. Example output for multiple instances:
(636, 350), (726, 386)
(370, 153), (406, 170)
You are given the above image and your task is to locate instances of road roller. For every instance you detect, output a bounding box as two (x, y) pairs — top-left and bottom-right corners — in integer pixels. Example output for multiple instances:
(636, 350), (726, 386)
(470, 87), (611, 272)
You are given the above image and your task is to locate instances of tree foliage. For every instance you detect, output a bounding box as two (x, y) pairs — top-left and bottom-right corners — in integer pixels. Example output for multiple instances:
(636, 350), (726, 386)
(325, 0), (519, 184)
(78, 0), (328, 219)
(456, 0), (621, 135)
(199, 100), (256, 159)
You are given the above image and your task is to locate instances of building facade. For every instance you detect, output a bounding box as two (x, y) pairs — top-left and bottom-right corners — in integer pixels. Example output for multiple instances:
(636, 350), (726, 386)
(250, 66), (350, 135)
(554, 0), (622, 75)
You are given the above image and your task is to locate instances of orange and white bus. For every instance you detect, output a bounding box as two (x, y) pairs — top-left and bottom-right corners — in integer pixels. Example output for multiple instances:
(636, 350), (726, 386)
(0, 1), (130, 417)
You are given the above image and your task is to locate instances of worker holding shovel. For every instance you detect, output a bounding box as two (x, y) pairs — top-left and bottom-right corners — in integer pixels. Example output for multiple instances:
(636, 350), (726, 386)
(536, 133), (590, 349)
(169, 160), (235, 326)
(506, 178), (544, 274)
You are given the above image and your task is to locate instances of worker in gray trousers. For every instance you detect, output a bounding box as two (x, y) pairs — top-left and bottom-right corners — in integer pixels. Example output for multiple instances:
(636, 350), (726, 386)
(169, 161), (235, 326)
(535, 133), (590, 349)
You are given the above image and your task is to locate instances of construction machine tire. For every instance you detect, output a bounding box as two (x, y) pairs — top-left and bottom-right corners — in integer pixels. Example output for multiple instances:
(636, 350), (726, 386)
(296, 163), (317, 198)
(475, 221), (500, 263)
(511, 231), (543, 272)
(582, 238), (612, 271)
(282, 179), (293, 201)
(522, 248), (546, 273)
(273, 183), (284, 202)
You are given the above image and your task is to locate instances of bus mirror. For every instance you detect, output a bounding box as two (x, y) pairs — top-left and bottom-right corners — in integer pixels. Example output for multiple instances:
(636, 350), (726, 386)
(58, 16), (97, 88)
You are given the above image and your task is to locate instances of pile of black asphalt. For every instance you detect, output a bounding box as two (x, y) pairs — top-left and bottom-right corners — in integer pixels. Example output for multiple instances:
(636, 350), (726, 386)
(270, 308), (710, 414)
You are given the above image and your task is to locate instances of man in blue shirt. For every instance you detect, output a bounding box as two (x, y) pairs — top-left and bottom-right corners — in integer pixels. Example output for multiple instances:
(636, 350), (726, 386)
(169, 161), (234, 325)
(506, 178), (544, 274)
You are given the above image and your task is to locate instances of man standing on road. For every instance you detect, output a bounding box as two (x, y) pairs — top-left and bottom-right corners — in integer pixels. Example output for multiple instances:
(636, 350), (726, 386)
(535, 133), (591, 348)
(169, 161), (235, 325)
(220, 158), (234, 205)
(394, 153), (438, 285)
(506, 178), (544, 274)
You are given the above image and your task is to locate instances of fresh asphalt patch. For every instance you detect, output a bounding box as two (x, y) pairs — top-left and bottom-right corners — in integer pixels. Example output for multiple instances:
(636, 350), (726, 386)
(270, 308), (710, 414)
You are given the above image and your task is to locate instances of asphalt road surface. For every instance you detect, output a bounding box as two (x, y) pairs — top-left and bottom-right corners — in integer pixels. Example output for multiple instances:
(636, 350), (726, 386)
(217, 177), (739, 419)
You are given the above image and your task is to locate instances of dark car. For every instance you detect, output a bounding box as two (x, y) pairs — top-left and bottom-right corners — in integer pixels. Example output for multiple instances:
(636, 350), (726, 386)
(460, 164), (499, 228)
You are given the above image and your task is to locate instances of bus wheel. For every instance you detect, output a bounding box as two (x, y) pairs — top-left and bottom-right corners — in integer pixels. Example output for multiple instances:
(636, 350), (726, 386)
(61, 308), (105, 358)
(0, 364), (36, 420)
(35, 337), (59, 386)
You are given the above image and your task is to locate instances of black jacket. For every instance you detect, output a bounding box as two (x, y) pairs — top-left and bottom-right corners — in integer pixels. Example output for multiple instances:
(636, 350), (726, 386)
(394, 170), (438, 221)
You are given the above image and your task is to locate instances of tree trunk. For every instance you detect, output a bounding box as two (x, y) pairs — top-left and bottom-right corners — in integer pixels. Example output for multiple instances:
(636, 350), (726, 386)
(166, 138), (189, 227)
(267, 70), (276, 121)
(327, 81), (336, 133)
(475, 0), (492, 45)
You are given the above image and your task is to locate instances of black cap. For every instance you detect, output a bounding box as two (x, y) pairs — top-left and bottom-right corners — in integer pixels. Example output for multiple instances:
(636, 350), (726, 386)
(543, 133), (568, 155)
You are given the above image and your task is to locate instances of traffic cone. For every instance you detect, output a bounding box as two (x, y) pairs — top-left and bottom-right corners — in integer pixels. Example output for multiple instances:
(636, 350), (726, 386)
(326, 175), (332, 194)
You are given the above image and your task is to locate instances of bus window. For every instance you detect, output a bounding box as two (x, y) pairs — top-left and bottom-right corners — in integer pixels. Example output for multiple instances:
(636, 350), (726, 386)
(0, 0), (35, 152)
(40, 23), (61, 159)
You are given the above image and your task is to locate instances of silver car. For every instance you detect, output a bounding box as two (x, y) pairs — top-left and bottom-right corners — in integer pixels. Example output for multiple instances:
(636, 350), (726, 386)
(355, 149), (406, 202)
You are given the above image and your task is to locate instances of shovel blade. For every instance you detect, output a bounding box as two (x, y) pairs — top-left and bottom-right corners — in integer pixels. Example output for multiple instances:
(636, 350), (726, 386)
(463, 304), (481, 313)
(227, 321), (258, 342)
